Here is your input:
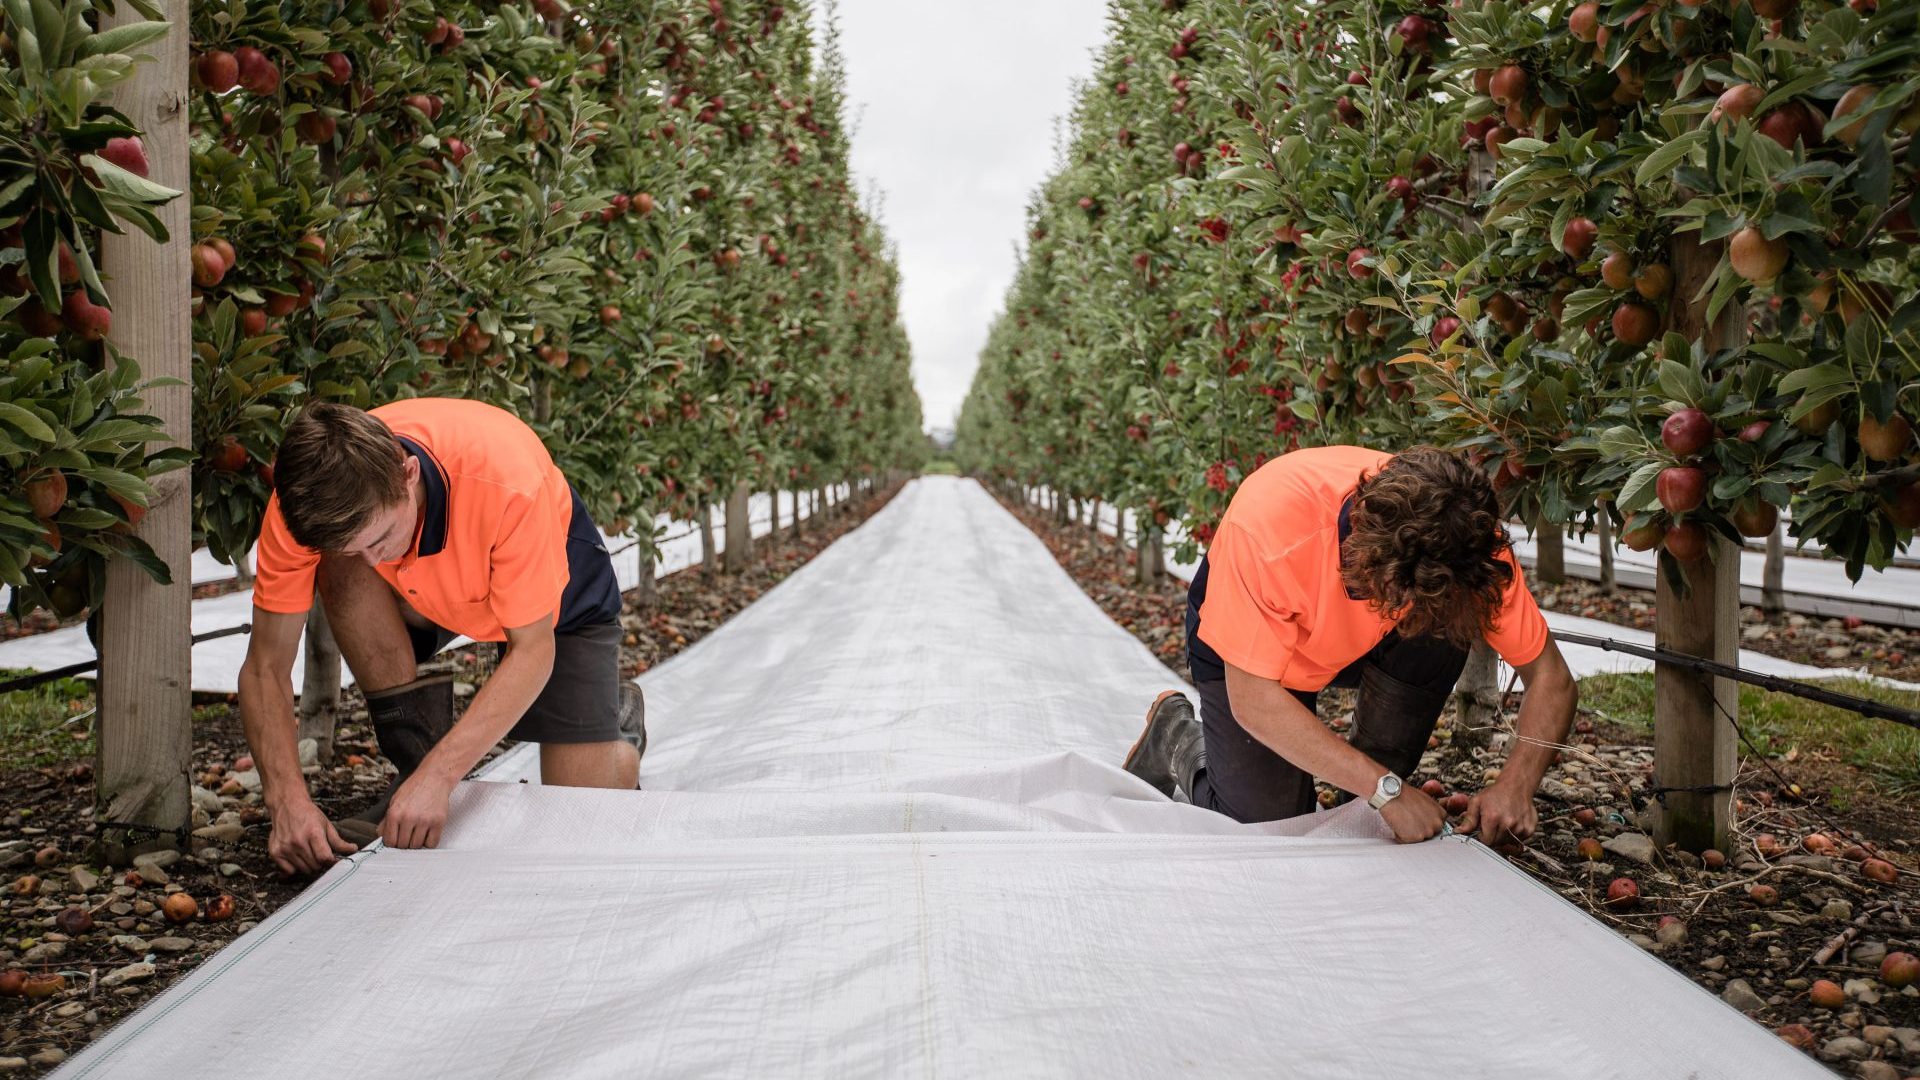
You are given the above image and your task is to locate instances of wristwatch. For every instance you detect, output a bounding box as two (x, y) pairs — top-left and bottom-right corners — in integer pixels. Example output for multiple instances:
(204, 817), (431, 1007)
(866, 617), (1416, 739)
(1367, 772), (1403, 810)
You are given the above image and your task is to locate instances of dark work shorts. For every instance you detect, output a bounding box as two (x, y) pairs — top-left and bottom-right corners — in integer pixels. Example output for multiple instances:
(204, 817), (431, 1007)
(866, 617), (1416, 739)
(408, 620), (624, 745)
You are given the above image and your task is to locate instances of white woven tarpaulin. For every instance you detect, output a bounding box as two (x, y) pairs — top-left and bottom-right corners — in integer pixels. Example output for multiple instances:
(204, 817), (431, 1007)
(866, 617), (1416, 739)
(55, 477), (1825, 1080)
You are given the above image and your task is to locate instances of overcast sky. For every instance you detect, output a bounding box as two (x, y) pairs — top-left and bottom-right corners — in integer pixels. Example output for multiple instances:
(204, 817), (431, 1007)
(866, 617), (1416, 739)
(832, 0), (1112, 431)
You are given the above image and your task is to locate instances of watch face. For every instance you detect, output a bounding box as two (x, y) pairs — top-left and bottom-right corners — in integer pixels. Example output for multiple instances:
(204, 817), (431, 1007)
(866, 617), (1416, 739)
(1381, 775), (1401, 796)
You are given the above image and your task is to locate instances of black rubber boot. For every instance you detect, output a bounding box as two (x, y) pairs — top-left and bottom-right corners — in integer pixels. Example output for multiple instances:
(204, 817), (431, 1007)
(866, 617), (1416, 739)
(619, 683), (646, 787)
(334, 674), (456, 846)
(1347, 664), (1451, 785)
(1124, 690), (1205, 799)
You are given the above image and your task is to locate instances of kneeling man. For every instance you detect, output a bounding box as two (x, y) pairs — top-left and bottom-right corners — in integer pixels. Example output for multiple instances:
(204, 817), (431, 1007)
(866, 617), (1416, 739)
(1125, 446), (1577, 844)
(237, 399), (645, 874)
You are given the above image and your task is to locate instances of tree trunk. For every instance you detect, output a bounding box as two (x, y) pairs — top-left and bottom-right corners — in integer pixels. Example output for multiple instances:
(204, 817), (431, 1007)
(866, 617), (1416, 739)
(1597, 512), (1616, 593)
(1135, 524), (1162, 585)
(723, 481), (752, 574)
(632, 512), (658, 609)
(1090, 498), (1102, 535)
(95, 2), (193, 860)
(771, 489), (783, 537)
(1762, 523), (1785, 614)
(1534, 518), (1564, 585)
(698, 503), (716, 573)
(298, 606), (342, 764)
(793, 489), (804, 536)
(233, 548), (254, 586)
(1450, 641), (1501, 752)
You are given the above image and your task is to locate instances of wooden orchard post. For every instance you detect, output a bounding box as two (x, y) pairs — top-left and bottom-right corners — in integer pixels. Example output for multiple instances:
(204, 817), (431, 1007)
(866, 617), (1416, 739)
(722, 481), (752, 573)
(1653, 229), (1741, 853)
(96, 0), (192, 856)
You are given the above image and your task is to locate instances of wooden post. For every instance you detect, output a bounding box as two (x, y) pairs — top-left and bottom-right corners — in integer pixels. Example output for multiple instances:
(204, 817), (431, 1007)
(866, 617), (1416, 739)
(1653, 539), (1739, 851)
(1653, 228), (1742, 853)
(1534, 518), (1564, 585)
(298, 606), (342, 764)
(1762, 524), (1785, 614)
(698, 503), (716, 573)
(1596, 512), (1615, 592)
(722, 481), (752, 573)
(95, 0), (193, 858)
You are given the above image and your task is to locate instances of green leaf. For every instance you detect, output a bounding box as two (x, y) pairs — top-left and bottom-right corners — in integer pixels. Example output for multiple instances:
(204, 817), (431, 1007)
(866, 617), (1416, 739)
(1774, 363), (1849, 397)
(1635, 128), (1706, 187)
(1618, 461), (1665, 514)
(74, 21), (169, 60)
(0, 401), (56, 443)
(80, 155), (181, 206)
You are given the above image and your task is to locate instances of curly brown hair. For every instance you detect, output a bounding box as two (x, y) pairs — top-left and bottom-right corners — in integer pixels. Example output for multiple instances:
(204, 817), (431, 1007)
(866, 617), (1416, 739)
(1340, 447), (1513, 648)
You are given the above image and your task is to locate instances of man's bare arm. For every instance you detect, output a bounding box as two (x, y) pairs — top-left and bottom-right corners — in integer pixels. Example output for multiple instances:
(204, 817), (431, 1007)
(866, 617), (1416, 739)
(239, 609), (356, 874)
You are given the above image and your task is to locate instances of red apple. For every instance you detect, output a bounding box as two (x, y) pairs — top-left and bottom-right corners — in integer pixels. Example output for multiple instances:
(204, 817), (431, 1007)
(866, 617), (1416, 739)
(197, 50), (240, 93)
(190, 243), (227, 287)
(1731, 498), (1778, 539)
(1605, 877), (1639, 907)
(1709, 84), (1764, 125)
(1660, 408), (1713, 457)
(25, 472), (66, 519)
(1880, 951), (1919, 988)
(1808, 979), (1846, 1008)
(1862, 857), (1898, 883)
(1577, 837), (1605, 861)
(1346, 247), (1374, 279)
(1665, 521), (1709, 562)
(1562, 217), (1597, 260)
(1611, 301), (1659, 346)
(99, 136), (149, 178)
(61, 289), (111, 341)
(321, 51), (353, 86)
(1489, 65), (1528, 107)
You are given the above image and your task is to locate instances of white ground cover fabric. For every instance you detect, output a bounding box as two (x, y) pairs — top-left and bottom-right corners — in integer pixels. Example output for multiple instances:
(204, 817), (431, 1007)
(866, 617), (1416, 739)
(0, 487), (840, 693)
(56, 478), (1824, 1080)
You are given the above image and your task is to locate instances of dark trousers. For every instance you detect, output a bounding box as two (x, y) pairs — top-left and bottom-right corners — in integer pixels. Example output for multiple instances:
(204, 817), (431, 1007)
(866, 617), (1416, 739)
(1189, 632), (1467, 823)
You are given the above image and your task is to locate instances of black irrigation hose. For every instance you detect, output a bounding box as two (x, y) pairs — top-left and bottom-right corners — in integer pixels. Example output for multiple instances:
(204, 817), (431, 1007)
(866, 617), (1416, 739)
(0, 623), (253, 696)
(1553, 629), (1920, 732)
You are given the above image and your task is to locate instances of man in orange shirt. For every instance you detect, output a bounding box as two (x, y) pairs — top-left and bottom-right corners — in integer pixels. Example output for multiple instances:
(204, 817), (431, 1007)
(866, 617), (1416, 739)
(1124, 446), (1578, 845)
(237, 401), (645, 875)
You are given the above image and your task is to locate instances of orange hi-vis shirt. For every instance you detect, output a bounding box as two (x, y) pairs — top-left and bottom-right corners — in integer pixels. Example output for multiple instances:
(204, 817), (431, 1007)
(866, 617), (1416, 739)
(1194, 445), (1549, 692)
(252, 398), (574, 643)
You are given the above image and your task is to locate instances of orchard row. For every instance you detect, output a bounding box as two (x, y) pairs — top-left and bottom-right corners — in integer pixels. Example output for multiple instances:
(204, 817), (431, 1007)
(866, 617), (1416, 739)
(958, 0), (1919, 579)
(1, 0), (924, 620)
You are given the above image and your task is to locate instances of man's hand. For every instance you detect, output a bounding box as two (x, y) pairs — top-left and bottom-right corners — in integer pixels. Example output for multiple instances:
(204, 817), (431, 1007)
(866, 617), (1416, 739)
(1378, 783), (1448, 843)
(381, 770), (456, 850)
(268, 797), (358, 876)
(1459, 780), (1538, 846)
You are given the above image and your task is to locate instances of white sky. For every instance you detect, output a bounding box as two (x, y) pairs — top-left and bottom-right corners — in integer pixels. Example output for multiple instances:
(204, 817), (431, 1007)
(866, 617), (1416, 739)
(832, 0), (1112, 431)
